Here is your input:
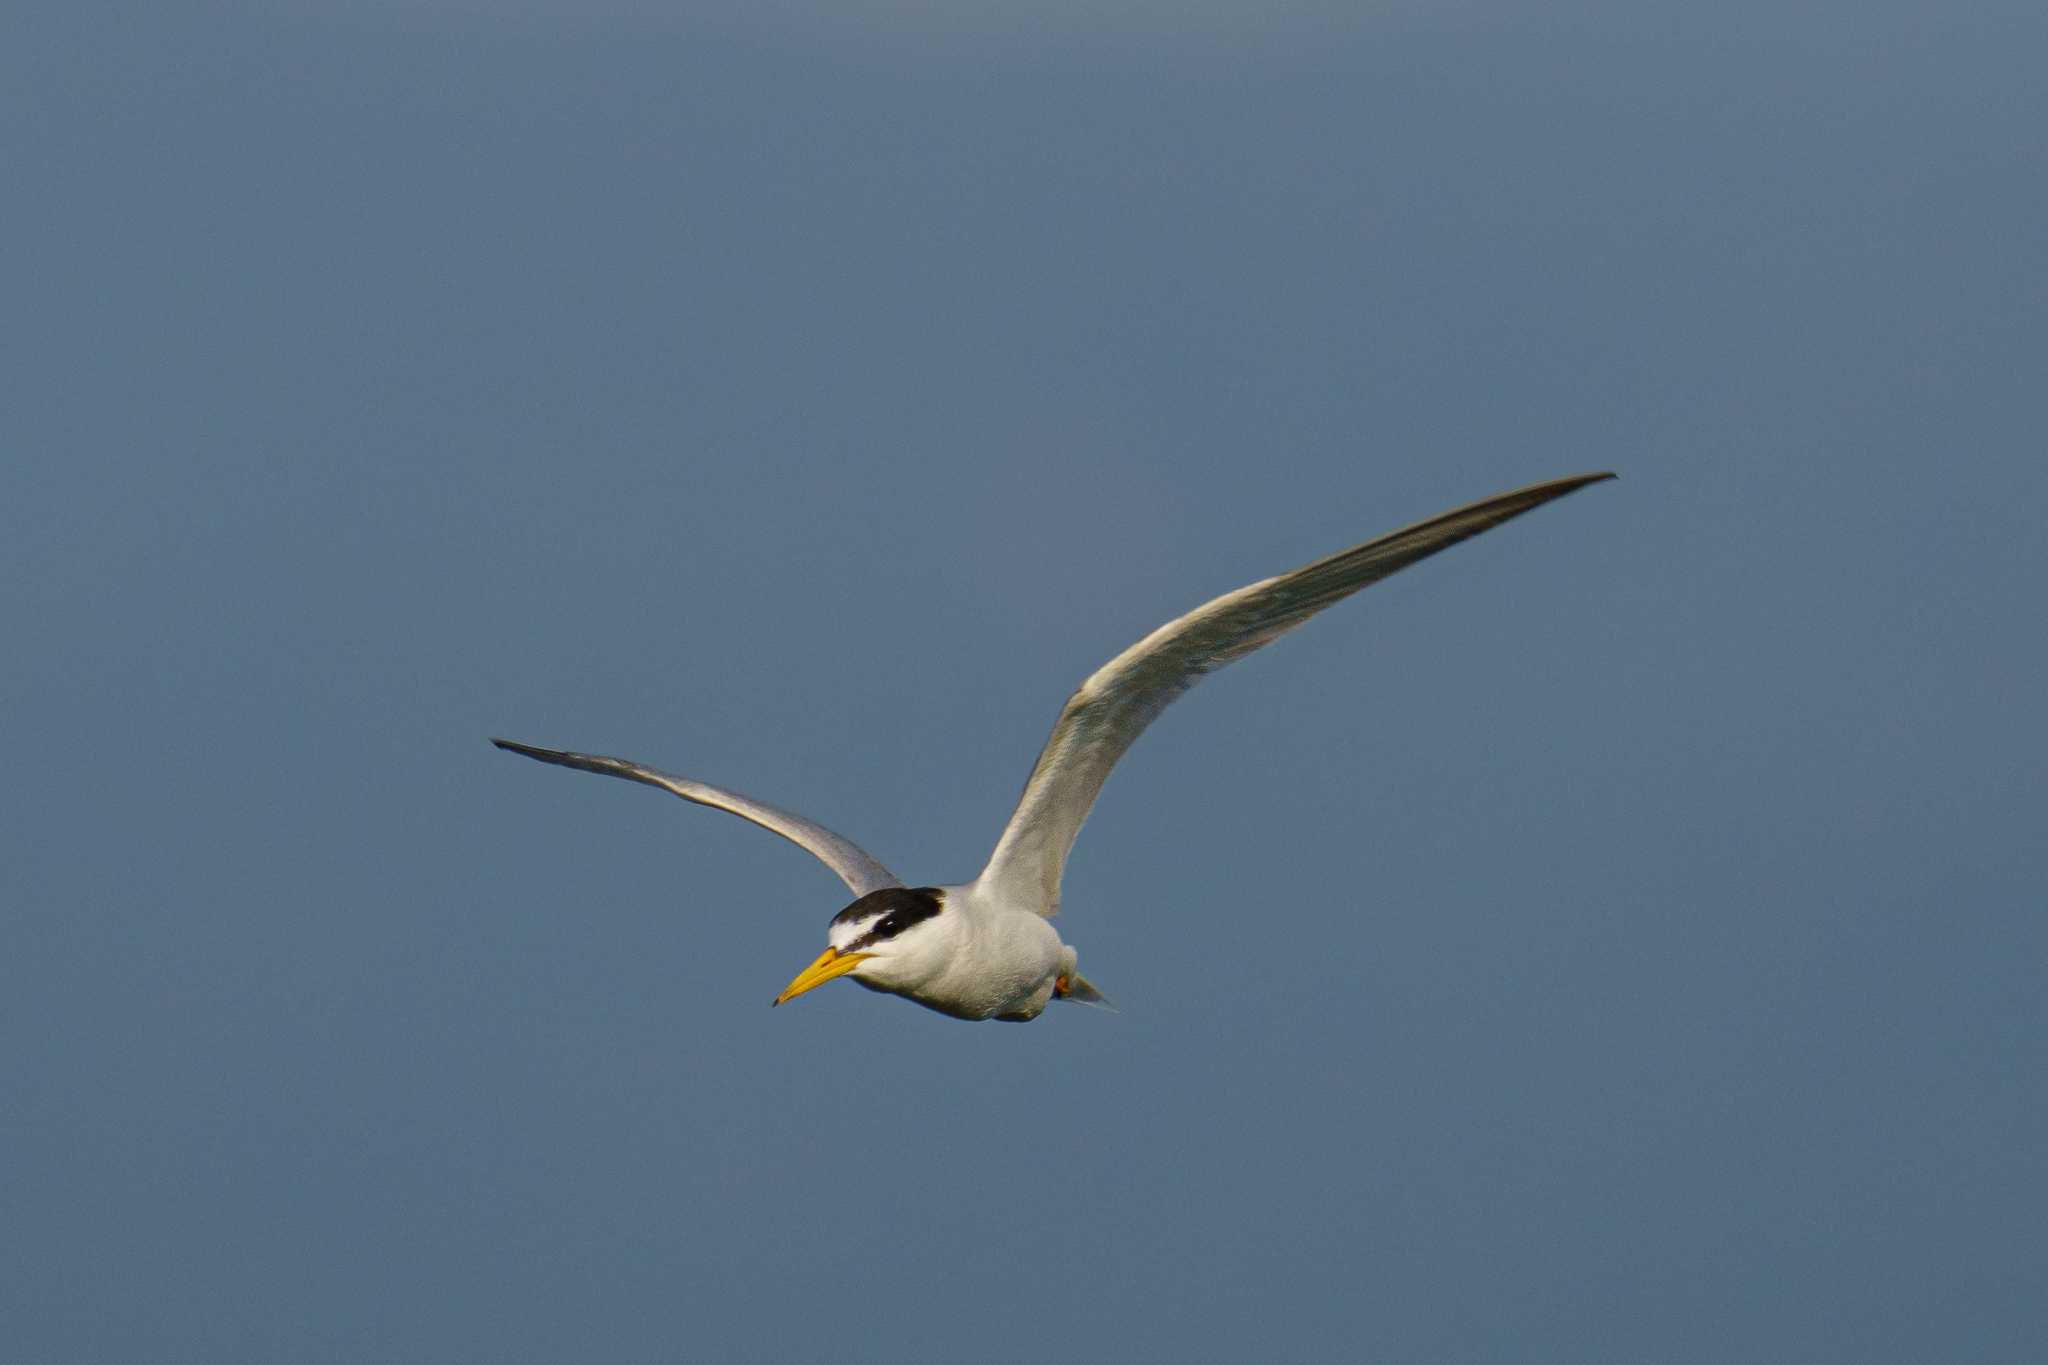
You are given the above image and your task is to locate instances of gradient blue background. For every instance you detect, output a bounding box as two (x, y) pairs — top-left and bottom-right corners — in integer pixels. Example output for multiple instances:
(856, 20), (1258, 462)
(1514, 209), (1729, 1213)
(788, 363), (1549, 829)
(6, 3), (2043, 1360)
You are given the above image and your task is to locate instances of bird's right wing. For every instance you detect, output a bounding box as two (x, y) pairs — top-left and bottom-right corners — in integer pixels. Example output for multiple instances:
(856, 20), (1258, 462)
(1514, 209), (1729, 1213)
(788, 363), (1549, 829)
(974, 472), (1615, 915)
(492, 739), (902, 898)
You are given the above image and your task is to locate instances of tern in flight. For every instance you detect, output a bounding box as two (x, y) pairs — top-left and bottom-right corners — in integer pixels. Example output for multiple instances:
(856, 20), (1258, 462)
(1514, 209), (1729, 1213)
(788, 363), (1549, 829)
(494, 472), (1612, 1021)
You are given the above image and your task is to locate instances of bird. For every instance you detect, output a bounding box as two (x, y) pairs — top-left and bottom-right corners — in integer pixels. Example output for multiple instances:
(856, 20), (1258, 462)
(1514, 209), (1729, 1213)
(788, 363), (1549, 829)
(493, 472), (1613, 1022)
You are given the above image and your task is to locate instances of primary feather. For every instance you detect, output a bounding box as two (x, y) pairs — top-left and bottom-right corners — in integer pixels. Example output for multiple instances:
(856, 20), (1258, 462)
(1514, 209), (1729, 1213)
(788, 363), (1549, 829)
(973, 473), (1614, 914)
(488, 739), (901, 898)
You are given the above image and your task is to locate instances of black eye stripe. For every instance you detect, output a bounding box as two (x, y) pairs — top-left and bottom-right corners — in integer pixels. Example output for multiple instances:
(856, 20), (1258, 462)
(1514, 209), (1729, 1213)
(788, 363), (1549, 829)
(832, 886), (943, 951)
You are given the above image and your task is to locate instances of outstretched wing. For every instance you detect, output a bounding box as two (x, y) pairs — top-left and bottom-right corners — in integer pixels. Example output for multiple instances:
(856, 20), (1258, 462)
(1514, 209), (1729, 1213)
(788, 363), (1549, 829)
(975, 472), (1615, 915)
(492, 739), (902, 898)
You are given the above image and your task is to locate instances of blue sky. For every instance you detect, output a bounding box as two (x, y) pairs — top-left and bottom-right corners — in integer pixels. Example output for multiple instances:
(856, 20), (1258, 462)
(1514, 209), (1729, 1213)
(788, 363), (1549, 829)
(6, 3), (2043, 1360)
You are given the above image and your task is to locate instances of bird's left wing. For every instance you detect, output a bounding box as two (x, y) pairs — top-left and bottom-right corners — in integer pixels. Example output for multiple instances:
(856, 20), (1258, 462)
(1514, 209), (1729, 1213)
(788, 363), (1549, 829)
(492, 739), (902, 898)
(974, 472), (1615, 915)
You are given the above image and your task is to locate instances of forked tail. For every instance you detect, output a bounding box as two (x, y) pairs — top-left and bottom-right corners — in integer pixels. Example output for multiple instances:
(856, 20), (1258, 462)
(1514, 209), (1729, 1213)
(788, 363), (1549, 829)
(1058, 973), (1115, 1011)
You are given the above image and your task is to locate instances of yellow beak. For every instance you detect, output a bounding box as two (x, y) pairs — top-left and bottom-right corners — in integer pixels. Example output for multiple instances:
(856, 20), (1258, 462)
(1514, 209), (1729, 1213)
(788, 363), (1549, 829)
(773, 947), (872, 1006)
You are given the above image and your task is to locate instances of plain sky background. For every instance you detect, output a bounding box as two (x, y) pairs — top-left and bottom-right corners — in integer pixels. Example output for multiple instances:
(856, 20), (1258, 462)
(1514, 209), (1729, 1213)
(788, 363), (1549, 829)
(6, 2), (2043, 1360)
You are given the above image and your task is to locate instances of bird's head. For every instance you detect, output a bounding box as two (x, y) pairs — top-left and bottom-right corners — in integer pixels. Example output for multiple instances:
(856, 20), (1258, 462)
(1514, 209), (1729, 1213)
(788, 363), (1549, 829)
(773, 886), (948, 1006)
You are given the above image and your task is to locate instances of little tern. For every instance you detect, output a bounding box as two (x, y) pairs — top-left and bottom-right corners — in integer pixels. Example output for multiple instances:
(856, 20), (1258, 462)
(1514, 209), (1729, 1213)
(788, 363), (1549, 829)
(494, 472), (1613, 1021)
